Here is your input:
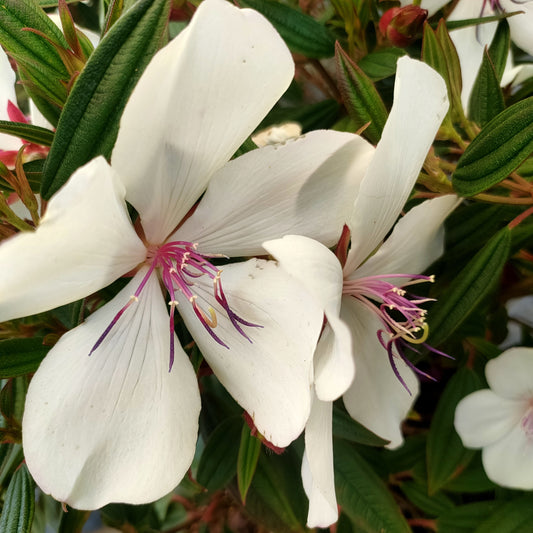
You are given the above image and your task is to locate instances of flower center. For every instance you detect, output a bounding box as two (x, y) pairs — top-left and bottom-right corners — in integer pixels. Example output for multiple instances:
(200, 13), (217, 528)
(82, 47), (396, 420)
(343, 273), (449, 392)
(90, 240), (260, 370)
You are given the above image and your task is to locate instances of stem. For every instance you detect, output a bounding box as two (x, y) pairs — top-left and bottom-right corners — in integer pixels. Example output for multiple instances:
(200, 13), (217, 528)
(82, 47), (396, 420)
(509, 204), (533, 229)
(474, 193), (533, 205)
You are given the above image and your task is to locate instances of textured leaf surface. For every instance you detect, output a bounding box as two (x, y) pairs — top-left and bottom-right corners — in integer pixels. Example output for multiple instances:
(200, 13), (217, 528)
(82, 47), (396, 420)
(453, 98), (533, 196)
(41, 0), (171, 198)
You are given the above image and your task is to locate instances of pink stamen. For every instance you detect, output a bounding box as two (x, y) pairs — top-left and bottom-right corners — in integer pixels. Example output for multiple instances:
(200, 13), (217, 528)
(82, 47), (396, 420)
(343, 273), (450, 393)
(90, 241), (261, 370)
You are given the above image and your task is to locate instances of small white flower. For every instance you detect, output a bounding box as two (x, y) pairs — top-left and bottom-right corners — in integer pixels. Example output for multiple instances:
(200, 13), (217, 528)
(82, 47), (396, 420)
(455, 347), (533, 490)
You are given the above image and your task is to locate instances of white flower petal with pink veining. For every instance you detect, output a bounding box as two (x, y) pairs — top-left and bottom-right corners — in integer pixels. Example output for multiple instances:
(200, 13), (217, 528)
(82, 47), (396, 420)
(112, 0), (294, 243)
(0, 157), (146, 322)
(22, 269), (201, 509)
(344, 57), (448, 274)
(175, 259), (322, 448)
(352, 195), (458, 281)
(175, 131), (374, 256)
(342, 297), (419, 448)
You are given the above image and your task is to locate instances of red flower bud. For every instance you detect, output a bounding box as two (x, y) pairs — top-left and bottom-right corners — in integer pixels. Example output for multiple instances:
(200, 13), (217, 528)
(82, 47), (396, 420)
(379, 6), (428, 47)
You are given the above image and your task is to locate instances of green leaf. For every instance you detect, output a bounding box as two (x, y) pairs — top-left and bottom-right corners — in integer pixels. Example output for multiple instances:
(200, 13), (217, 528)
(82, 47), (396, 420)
(0, 122), (54, 147)
(487, 20), (510, 81)
(468, 48), (504, 127)
(237, 423), (261, 503)
(334, 440), (411, 533)
(196, 416), (241, 491)
(474, 495), (533, 533)
(429, 227), (510, 347)
(443, 452), (497, 493)
(41, 0), (171, 199)
(453, 97), (533, 196)
(335, 42), (387, 144)
(0, 465), (35, 533)
(0, 338), (48, 378)
(436, 20), (463, 116)
(426, 367), (483, 493)
(358, 48), (406, 81)
(332, 406), (390, 447)
(0, 444), (23, 487)
(0, 0), (70, 125)
(437, 501), (502, 533)
(400, 479), (455, 517)
(239, 0), (335, 58)
(423, 21), (464, 121)
(246, 447), (307, 532)
(0, 377), (28, 423)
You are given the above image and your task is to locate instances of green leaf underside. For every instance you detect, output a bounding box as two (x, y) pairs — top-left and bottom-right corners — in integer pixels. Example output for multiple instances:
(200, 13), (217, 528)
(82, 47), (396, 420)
(453, 97), (533, 196)
(41, 0), (171, 199)
(429, 227), (510, 347)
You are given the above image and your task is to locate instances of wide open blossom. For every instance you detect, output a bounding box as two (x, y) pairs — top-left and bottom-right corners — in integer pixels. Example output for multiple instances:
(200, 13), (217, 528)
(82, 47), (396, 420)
(0, 0), (376, 509)
(265, 56), (457, 526)
(455, 347), (533, 489)
(400, 0), (533, 109)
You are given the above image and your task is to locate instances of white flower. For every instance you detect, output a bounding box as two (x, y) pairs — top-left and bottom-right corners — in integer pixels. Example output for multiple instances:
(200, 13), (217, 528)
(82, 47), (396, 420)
(455, 347), (533, 489)
(400, 0), (533, 109)
(0, 0), (375, 509)
(265, 56), (456, 527)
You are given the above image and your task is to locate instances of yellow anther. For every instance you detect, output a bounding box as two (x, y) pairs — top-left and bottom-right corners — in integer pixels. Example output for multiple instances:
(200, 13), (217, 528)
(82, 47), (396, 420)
(130, 295), (139, 302)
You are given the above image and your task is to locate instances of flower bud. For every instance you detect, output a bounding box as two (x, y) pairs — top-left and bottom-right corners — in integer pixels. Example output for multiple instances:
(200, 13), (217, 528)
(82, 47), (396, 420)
(379, 6), (428, 47)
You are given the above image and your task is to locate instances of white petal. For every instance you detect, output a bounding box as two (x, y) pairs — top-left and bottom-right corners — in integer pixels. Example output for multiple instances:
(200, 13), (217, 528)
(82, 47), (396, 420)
(344, 57), (448, 274)
(313, 317), (355, 401)
(0, 46), (22, 152)
(398, 0), (449, 17)
(264, 235), (354, 400)
(22, 268), (201, 509)
(454, 389), (524, 448)
(485, 347), (533, 400)
(341, 297), (419, 449)
(111, 0), (294, 243)
(352, 195), (459, 280)
(482, 421), (533, 489)
(448, 0), (497, 110)
(302, 395), (338, 528)
(500, 0), (533, 56)
(175, 259), (323, 447)
(174, 131), (374, 256)
(0, 157), (146, 322)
